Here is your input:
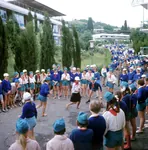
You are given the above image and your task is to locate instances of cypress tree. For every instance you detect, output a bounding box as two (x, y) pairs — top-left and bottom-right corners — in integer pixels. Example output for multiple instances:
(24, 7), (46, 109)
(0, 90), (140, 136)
(40, 15), (55, 70)
(87, 17), (94, 33)
(72, 26), (81, 68)
(27, 12), (33, 22)
(20, 21), (37, 72)
(34, 13), (38, 33)
(0, 17), (8, 78)
(61, 20), (73, 68)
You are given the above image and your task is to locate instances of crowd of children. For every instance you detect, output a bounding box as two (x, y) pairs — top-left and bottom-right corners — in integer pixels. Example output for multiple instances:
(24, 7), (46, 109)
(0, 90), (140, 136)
(1, 44), (148, 150)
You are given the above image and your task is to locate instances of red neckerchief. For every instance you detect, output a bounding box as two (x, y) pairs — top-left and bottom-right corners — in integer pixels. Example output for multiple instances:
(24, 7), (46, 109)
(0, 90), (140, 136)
(109, 73), (112, 78)
(54, 73), (57, 78)
(109, 109), (117, 116)
(37, 74), (40, 78)
(75, 81), (78, 85)
(92, 83), (95, 88)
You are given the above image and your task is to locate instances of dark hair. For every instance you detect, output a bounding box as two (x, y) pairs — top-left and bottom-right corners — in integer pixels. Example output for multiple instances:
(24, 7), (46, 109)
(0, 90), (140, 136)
(146, 78), (148, 82)
(121, 87), (130, 96)
(54, 128), (66, 135)
(77, 120), (88, 128)
(115, 91), (122, 101)
(106, 97), (120, 113)
(138, 79), (145, 86)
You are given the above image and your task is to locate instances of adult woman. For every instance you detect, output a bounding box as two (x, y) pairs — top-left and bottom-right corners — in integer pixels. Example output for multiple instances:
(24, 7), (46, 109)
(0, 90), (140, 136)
(9, 119), (40, 150)
(20, 92), (37, 139)
(66, 77), (81, 109)
(37, 77), (50, 117)
(103, 92), (125, 150)
(61, 68), (70, 99)
(81, 70), (87, 97)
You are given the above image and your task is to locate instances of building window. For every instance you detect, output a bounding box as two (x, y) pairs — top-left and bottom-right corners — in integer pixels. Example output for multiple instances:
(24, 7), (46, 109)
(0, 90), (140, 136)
(52, 24), (59, 34)
(14, 13), (25, 27)
(54, 36), (59, 45)
(0, 9), (7, 22)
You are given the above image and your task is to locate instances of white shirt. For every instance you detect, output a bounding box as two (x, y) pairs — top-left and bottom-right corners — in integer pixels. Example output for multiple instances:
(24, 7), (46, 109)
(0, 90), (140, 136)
(103, 109), (125, 132)
(19, 78), (25, 85)
(11, 83), (17, 94)
(106, 72), (117, 84)
(86, 72), (94, 81)
(29, 77), (36, 83)
(81, 73), (87, 80)
(40, 73), (47, 84)
(61, 73), (70, 81)
(101, 68), (107, 77)
(24, 75), (29, 84)
(72, 82), (81, 93)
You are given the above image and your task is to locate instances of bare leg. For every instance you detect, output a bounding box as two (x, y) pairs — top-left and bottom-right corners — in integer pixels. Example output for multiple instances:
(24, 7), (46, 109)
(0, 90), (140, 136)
(130, 118), (136, 139)
(42, 101), (47, 117)
(36, 101), (42, 109)
(66, 102), (76, 109)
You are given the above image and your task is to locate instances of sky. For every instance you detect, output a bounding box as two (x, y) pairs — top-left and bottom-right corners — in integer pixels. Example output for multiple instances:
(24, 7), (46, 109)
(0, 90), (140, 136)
(37, 0), (148, 28)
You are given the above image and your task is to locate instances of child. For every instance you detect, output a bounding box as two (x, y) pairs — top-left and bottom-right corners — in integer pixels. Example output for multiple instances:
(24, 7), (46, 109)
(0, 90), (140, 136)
(0, 80), (5, 112)
(88, 100), (106, 150)
(145, 78), (148, 114)
(46, 118), (74, 150)
(29, 71), (36, 100)
(70, 112), (93, 150)
(66, 76), (81, 109)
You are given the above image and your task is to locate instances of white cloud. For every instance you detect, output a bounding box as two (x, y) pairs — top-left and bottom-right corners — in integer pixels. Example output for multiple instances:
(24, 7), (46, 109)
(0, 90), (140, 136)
(37, 0), (148, 27)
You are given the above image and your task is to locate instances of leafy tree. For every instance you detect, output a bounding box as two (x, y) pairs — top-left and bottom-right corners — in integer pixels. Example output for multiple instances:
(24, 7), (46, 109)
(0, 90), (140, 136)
(0, 17), (8, 78)
(104, 25), (113, 32)
(40, 15), (55, 70)
(61, 20), (73, 68)
(87, 17), (94, 32)
(34, 13), (38, 33)
(73, 25), (81, 68)
(27, 12), (33, 22)
(20, 22), (37, 72)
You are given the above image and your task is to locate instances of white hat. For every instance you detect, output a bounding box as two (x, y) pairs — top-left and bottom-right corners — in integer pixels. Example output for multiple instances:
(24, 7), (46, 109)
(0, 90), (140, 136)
(141, 74), (146, 78)
(36, 70), (40, 73)
(123, 68), (127, 71)
(86, 65), (89, 67)
(130, 67), (134, 70)
(73, 67), (76, 71)
(137, 68), (141, 71)
(75, 76), (80, 81)
(0, 80), (2, 83)
(3, 73), (9, 77)
(41, 69), (45, 72)
(23, 92), (31, 101)
(23, 69), (27, 73)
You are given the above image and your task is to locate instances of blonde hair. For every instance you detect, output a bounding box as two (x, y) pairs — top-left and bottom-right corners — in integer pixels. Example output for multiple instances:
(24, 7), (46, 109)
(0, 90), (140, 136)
(17, 134), (27, 150)
(89, 100), (101, 114)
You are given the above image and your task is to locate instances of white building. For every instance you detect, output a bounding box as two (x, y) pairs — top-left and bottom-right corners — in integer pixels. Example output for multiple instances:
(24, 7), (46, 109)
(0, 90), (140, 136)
(92, 33), (130, 41)
(0, 0), (65, 45)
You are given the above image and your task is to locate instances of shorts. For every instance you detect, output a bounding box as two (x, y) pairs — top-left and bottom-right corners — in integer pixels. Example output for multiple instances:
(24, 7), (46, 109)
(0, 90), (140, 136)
(146, 98), (148, 106)
(29, 83), (35, 90)
(37, 94), (47, 102)
(24, 84), (29, 91)
(81, 79), (87, 85)
(52, 81), (59, 86)
(35, 83), (41, 88)
(106, 81), (114, 89)
(62, 80), (69, 86)
(131, 107), (138, 118)
(0, 94), (3, 101)
(2, 91), (8, 96)
(18, 85), (25, 92)
(104, 130), (123, 148)
(137, 102), (146, 111)
(25, 116), (36, 130)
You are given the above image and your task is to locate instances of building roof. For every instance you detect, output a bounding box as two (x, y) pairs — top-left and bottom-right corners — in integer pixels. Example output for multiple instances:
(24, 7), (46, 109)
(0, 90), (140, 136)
(7, 0), (65, 17)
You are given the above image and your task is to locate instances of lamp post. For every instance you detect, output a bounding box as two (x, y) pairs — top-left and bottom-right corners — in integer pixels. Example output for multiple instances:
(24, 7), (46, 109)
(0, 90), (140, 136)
(89, 40), (95, 65)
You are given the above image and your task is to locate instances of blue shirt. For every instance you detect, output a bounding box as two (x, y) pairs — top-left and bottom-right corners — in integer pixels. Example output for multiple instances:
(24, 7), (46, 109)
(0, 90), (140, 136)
(2, 80), (11, 93)
(70, 73), (78, 82)
(70, 128), (93, 150)
(137, 87), (146, 104)
(131, 94), (138, 106)
(20, 102), (37, 119)
(0, 84), (2, 94)
(88, 115), (106, 149)
(51, 73), (60, 82)
(120, 74), (128, 82)
(89, 82), (102, 91)
(122, 94), (132, 113)
(40, 83), (49, 97)
(119, 101), (128, 116)
(128, 72), (135, 82)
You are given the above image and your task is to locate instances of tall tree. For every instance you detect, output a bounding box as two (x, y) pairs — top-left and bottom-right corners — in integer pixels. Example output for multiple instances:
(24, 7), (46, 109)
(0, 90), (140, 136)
(61, 20), (73, 68)
(27, 12), (33, 22)
(73, 25), (81, 68)
(124, 20), (128, 31)
(40, 15), (55, 70)
(87, 17), (94, 32)
(0, 17), (8, 78)
(20, 22), (37, 71)
(34, 13), (38, 33)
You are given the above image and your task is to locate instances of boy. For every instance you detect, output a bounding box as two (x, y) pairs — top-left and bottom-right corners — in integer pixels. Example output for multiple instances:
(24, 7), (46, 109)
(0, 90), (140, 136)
(46, 118), (74, 150)
(70, 112), (93, 150)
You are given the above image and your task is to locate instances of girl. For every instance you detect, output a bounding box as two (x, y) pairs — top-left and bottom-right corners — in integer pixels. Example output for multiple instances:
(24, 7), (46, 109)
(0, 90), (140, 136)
(2, 73), (11, 111)
(37, 77), (50, 117)
(61, 68), (70, 99)
(101, 66), (107, 86)
(103, 92), (125, 150)
(40, 69), (47, 84)
(34, 70), (41, 95)
(66, 77), (81, 109)
(120, 81), (132, 149)
(145, 78), (148, 114)
(129, 84), (138, 141)
(23, 69), (29, 92)
(9, 118), (40, 150)
(29, 72), (36, 100)
(20, 92), (37, 139)
(81, 70), (87, 97)
(51, 69), (60, 99)
(136, 79), (147, 133)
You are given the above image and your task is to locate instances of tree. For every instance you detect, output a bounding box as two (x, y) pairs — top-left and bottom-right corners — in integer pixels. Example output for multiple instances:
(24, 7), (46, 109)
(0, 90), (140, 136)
(20, 21), (37, 71)
(34, 13), (38, 33)
(124, 20), (128, 31)
(27, 12), (33, 22)
(0, 17), (8, 78)
(40, 15), (55, 70)
(73, 25), (81, 68)
(61, 20), (73, 68)
(87, 17), (94, 32)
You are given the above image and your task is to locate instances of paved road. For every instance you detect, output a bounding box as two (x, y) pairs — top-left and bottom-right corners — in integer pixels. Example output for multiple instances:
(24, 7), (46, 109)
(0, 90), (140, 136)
(0, 86), (148, 150)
